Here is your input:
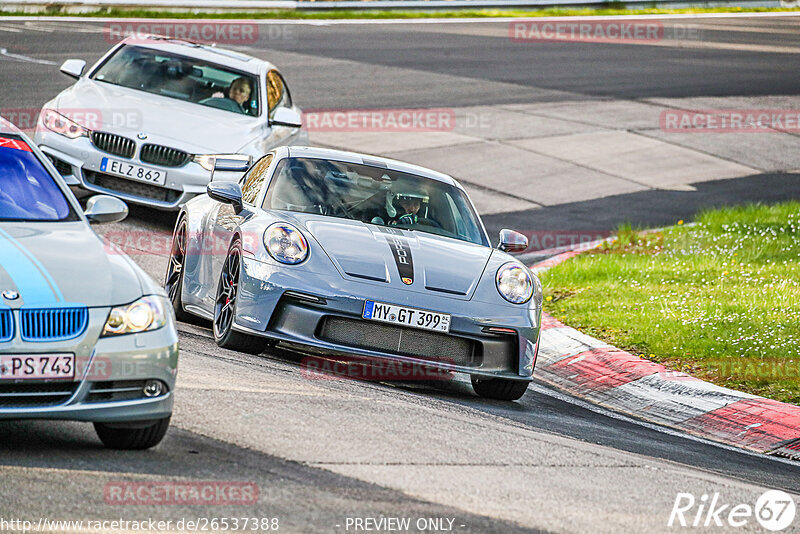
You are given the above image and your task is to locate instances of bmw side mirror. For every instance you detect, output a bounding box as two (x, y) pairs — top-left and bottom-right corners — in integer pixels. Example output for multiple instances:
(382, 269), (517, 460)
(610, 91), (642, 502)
(270, 107), (302, 128)
(84, 195), (128, 224)
(498, 229), (528, 253)
(207, 182), (244, 214)
(60, 59), (86, 79)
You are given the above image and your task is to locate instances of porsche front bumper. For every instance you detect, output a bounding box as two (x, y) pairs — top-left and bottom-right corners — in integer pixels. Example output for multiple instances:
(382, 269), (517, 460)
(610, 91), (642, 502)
(232, 258), (540, 381)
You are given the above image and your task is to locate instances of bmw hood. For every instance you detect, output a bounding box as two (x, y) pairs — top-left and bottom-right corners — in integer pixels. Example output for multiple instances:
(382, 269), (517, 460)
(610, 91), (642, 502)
(0, 222), (146, 308)
(292, 215), (493, 300)
(53, 78), (260, 154)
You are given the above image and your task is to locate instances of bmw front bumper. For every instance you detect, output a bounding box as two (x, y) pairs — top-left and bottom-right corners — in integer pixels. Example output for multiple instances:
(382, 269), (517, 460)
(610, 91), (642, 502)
(34, 129), (212, 210)
(0, 307), (179, 423)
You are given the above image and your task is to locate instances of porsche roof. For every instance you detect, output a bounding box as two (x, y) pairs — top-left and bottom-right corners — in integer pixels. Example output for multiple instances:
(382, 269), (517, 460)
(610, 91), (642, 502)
(286, 146), (458, 187)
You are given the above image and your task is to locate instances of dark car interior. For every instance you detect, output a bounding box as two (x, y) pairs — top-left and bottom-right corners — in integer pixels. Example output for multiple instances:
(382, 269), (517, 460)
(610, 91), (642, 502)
(93, 46), (259, 116)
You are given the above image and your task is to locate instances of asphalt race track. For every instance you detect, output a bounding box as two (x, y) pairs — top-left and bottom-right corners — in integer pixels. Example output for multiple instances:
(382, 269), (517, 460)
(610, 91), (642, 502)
(1, 16), (800, 533)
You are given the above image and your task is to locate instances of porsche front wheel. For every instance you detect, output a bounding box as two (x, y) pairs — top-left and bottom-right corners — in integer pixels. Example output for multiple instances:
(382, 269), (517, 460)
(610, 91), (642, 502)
(165, 216), (193, 322)
(213, 239), (270, 355)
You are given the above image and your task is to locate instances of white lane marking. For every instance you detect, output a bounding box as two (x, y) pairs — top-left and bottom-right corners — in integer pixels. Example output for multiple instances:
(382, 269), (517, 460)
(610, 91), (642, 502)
(529, 382), (800, 467)
(18, 21), (55, 31)
(633, 38), (800, 54)
(0, 12), (799, 24)
(0, 47), (57, 64)
(0, 24), (24, 32)
(27, 21), (106, 33)
(695, 22), (800, 35)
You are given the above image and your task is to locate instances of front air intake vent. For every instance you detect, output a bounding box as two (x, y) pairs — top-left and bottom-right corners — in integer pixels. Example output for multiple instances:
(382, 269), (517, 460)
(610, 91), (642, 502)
(0, 309), (12, 342)
(91, 132), (136, 159)
(0, 382), (78, 407)
(140, 144), (191, 167)
(20, 307), (88, 342)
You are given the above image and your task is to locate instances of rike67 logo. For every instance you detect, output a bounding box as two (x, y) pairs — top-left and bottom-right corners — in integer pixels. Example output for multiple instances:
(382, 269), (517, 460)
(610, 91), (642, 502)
(669, 490), (796, 531)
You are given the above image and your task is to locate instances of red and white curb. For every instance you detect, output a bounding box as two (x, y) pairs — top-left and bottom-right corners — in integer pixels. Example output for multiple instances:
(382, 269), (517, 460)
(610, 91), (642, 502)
(531, 248), (800, 458)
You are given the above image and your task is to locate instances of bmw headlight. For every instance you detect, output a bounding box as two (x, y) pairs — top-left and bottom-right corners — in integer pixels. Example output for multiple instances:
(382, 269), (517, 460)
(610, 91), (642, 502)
(102, 295), (168, 336)
(264, 223), (308, 265)
(496, 263), (534, 304)
(41, 109), (89, 139)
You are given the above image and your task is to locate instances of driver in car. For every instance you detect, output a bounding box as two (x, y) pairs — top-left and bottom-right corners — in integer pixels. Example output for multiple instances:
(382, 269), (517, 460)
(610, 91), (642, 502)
(208, 77), (254, 113)
(391, 191), (429, 226)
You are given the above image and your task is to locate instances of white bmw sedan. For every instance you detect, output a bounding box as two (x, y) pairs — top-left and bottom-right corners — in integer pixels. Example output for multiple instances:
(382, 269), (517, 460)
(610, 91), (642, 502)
(34, 35), (308, 210)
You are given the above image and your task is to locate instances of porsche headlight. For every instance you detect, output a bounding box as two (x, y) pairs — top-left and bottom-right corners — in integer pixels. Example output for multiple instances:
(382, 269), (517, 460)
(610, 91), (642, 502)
(41, 109), (89, 139)
(496, 263), (534, 304)
(264, 223), (308, 265)
(102, 295), (168, 336)
(193, 154), (249, 172)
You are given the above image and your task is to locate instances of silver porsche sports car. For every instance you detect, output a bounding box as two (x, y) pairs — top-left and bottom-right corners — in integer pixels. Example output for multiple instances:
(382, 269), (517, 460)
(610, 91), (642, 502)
(167, 147), (541, 401)
(0, 117), (178, 449)
(34, 34), (307, 210)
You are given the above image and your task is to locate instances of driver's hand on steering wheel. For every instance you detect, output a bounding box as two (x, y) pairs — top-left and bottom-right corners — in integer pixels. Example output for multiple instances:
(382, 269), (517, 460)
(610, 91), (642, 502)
(395, 213), (418, 226)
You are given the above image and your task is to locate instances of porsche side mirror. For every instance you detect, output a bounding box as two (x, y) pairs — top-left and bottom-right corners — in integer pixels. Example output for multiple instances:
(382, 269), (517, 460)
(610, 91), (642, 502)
(209, 155), (251, 183)
(84, 195), (128, 224)
(270, 107), (302, 128)
(207, 182), (244, 214)
(60, 59), (86, 79)
(213, 156), (251, 173)
(498, 229), (528, 253)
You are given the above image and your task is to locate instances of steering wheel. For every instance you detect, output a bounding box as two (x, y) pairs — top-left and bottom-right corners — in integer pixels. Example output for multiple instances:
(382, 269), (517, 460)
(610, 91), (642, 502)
(199, 97), (246, 114)
(417, 217), (442, 228)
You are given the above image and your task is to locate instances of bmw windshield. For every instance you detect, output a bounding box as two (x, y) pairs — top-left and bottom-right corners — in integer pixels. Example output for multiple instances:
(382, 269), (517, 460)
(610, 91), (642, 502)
(91, 45), (261, 116)
(263, 157), (489, 247)
(0, 135), (75, 222)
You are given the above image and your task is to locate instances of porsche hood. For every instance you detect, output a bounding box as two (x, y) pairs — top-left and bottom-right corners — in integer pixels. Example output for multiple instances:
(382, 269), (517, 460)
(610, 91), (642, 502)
(0, 222), (147, 308)
(294, 215), (493, 300)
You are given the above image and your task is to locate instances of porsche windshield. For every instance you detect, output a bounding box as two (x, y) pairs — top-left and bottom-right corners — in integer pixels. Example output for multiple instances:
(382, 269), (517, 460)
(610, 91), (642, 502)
(91, 45), (260, 116)
(263, 157), (489, 246)
(0, 135), (74, 221)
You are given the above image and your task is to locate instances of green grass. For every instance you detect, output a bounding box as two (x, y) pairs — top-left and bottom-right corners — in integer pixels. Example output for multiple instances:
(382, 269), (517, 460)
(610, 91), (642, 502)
(1, 6), (799, 19)
(541, 202), (800, 405)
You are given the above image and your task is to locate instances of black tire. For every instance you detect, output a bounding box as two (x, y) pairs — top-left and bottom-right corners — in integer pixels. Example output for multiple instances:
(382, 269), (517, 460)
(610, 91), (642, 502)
(213, 239), (270, 355)
(471, 376), (529, 401)
(94, 417), (171, 450)
(164, 216), (194, 323)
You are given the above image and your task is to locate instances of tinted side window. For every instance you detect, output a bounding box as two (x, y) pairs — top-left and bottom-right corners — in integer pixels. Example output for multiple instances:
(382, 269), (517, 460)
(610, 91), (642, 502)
(0, 136), (73, 221)
(241, 154), (274, 205)
(266, 70), (292, 116)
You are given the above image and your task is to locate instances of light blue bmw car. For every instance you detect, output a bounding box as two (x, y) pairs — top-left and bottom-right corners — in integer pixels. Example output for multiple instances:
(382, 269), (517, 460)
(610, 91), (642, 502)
(167, 146), (541, 401)
(0, 117), (178, 449)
